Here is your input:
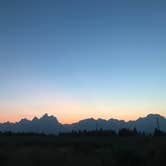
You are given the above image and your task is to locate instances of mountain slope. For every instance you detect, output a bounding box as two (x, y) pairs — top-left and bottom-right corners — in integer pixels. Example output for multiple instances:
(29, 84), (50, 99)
(0, 114), (165, 134)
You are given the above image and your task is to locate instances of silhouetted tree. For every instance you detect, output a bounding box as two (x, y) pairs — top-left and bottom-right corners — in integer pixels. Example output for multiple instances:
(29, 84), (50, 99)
(153, 128), (165, 136)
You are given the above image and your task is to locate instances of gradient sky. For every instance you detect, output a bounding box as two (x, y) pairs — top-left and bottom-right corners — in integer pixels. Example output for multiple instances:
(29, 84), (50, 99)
(0, 0), (166, 123)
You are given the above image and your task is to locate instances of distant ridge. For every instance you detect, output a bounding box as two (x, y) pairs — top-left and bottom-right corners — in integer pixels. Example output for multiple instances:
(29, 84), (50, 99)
(0, 114), (166, 134)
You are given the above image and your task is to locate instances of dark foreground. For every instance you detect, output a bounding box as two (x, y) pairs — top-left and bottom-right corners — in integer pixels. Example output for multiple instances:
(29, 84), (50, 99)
(0, 134), (166, 166)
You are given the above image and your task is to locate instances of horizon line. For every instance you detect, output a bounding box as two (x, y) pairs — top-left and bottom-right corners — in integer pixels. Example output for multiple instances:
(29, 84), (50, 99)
(0, 113), (164, 125)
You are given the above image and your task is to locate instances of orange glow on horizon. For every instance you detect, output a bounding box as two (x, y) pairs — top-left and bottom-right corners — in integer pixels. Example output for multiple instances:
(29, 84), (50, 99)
(0, 97), (166, 124)
(0, 111), (166, 124)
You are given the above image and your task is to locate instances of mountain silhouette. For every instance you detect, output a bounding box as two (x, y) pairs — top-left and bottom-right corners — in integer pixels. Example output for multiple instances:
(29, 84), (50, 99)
(0, 114), (61, 134)
(0, 114), (166, 134)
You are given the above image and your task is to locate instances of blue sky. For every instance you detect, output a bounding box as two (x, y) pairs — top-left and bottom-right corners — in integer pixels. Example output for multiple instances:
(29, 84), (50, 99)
(0, 0), (166, 123)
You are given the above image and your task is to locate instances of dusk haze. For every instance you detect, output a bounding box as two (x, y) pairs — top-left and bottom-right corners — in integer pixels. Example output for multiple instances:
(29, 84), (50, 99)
(1, 0), (166, 124)
(1, 1), (166, 166)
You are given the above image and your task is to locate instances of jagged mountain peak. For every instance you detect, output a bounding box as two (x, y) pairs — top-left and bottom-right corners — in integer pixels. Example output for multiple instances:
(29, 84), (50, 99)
(39, 113), (59, 124)
(32, 117), (38, 122)
(97, 118), (107, 122)
(0, 113), (166, 134)
(19, 118), (30, 124)
(137, 114), (165, 121)
(41, 113), (49, 119)
(146, 114), (165, 119)
(108, 118), (125, 123)
(78, 118), (96, 123)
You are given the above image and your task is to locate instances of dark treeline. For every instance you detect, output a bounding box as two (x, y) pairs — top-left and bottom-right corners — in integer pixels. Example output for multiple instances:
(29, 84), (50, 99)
(59, 128), (166, 137)
(0, 127), (165, 137)
(0, 129), (166, 166)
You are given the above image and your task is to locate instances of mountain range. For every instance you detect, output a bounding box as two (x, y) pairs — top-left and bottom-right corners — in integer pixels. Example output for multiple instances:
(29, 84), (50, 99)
(0, 113), (166, 134)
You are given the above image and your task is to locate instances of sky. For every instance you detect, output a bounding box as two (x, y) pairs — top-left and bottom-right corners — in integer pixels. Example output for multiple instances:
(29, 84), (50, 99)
(0, 0), (166, 123)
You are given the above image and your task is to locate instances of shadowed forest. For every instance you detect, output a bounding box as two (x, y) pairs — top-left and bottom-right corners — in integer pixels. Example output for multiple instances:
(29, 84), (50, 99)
(0, 129), (166, 166)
